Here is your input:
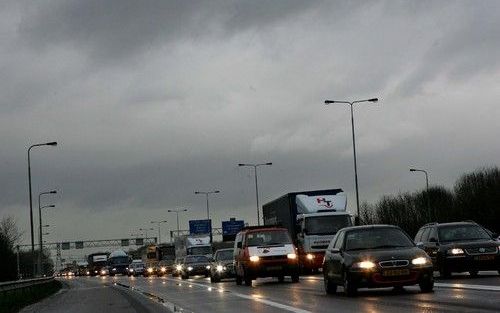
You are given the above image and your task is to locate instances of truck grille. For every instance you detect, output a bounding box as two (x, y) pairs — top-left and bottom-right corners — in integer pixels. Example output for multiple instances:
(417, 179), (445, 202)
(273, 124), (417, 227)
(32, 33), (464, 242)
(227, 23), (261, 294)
(311, 245), (329, 250)
(465, 247), (498, 255)
(379, 260), (409, 268)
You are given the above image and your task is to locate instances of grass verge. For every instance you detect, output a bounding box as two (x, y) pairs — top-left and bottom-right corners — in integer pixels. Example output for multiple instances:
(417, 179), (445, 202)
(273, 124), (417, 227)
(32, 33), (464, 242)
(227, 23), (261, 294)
(0, 280), (62, 313)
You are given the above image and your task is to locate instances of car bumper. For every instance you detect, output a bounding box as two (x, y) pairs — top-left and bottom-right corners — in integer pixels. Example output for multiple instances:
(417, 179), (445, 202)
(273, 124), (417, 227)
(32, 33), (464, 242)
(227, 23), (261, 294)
(443, 254), (500, 272)
(245, 260), (299, 278)
(349, 266), (434, 288)
(212, 266), (236, 278)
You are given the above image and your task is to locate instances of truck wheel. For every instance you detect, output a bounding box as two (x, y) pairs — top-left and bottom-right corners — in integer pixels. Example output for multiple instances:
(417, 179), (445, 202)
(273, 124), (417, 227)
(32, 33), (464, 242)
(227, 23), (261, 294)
(236, 274), (242, 285)
(291, 273), (300, 283)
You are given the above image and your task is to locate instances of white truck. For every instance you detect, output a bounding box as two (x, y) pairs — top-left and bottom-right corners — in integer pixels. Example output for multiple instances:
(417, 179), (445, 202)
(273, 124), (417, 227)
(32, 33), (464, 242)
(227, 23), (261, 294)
(263, 188), (352, 273)
(174, 234), (212, 259)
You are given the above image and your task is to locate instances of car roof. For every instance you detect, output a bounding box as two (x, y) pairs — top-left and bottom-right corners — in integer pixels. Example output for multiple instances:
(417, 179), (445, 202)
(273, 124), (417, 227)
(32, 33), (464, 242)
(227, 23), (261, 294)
(435, 222), (478, 227)
(340, 224), (400, 232)
(240, 226), (288, 233)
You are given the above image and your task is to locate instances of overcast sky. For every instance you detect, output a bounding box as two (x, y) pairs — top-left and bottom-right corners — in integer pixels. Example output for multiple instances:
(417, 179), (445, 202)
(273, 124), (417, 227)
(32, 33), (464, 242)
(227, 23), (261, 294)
(1, 1), (500, 255)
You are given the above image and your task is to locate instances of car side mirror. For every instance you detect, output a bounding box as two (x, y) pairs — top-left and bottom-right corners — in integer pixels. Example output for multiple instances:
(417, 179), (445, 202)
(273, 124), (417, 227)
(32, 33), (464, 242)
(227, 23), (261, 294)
(416, 242), (424, 249)
(237, 242), (242, 249)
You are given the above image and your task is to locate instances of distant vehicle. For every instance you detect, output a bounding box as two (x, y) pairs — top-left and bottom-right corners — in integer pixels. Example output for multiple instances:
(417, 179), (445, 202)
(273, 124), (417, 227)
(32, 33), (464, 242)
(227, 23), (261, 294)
(108, 250), (130, 276)
(175, 234), (213, 259)
(75, 261), (89, 276)
(415, 221), (500, 277)
(142, 245), (160, 276)
(158, 243), (176, 274)
(263, 189), (352, 273)
(179, 255), (211, 279)
(87, 252), (109, 276)
(210, 248), (235, 283)
(234, 226), (299, 286)
(323, 225), (434, 296)
(128, 260), (146, 277)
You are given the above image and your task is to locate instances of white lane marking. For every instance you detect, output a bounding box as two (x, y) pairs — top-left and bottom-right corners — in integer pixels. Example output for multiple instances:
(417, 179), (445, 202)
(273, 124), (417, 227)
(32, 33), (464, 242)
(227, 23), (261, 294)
(435, 283), (500, 292)
(168, 278), (312, 313)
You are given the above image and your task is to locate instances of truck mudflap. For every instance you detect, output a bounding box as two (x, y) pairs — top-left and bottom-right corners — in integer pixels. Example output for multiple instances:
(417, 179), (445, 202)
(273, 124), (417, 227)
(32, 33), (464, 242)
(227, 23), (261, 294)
(299, 251), (325, 272)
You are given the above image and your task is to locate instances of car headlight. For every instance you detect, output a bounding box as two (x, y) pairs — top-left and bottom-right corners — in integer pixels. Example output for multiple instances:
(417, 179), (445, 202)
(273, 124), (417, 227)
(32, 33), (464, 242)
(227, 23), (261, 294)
(206, 265), (211, 270)
(86, 271), (90, 275)
(306, 253), (314, 260)
(448, 248), (464, 255)
(147, 267), (154, 273)
(412, 256), (429, 265)
(287, 253), (297, 260)
(176, 265), (182, 271)
(161, 267), (166, 272)
(353, 261), (376, 270)
(187, 266), (193, 271)
(129, 268), (134, 272)
(216, 265), (224, 272)
(101, 270), (106, 275)
(112, 268), (117, 271)
(249, 255), (260, 262)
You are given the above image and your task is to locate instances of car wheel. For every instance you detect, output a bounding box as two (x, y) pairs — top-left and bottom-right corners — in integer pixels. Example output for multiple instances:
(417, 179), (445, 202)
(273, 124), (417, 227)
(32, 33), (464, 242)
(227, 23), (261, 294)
(419, 276), (434, 293)
(439, 268), (451, 278)
(291, 273), (300, 283)
(324, 275), (337, 294)
(469, 270), (478, 277)
(343, 274), (357, 297)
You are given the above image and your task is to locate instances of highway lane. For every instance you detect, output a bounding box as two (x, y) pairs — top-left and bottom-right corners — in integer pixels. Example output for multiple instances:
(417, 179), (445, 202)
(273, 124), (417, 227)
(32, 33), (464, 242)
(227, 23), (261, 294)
(20, 276), (170, 313)
(109, 271), (500, 313)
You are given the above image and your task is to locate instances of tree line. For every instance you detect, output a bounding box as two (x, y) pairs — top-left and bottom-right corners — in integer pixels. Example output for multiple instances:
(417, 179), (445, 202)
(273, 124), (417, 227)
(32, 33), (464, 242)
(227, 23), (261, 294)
(360, 167), (500, 237)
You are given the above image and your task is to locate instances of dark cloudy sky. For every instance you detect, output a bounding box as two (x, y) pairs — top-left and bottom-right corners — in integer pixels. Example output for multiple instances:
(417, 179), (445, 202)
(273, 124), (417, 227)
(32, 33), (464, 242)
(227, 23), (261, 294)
(2, 1), (500, 250)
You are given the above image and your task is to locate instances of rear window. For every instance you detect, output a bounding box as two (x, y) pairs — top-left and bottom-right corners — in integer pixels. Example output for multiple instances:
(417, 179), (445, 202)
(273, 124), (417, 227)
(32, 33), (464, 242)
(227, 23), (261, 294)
(245, 230), (292, 247)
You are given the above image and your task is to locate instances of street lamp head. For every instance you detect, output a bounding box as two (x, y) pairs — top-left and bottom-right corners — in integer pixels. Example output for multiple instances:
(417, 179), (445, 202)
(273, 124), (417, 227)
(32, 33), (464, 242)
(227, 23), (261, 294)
(48, 205), (55, 208)
(410, 168), (416, 172)
(238, 163), (245, 166)
(368, 98), (378, 102)
(324, 100), (335, 104)
(50, 190), (57, 194)
(194, 191), (200, 194)
(214, 190), (220, 193)
(46, 141), (58, 146)
(265, 162), (272, 166)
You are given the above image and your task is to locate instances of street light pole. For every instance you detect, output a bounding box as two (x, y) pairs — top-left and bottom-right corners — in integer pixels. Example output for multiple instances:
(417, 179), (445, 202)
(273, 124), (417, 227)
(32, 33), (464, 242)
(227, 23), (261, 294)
(28, 141), (57, 276)
(410, 168), (431, 220)
(38, 190), (56, 275)
(238, 163), (272, 226)
(168, 209), (188, 238)
(324, 99), (378, 225)
(194, 190), (220, 242)
(150, 220), (168, 244)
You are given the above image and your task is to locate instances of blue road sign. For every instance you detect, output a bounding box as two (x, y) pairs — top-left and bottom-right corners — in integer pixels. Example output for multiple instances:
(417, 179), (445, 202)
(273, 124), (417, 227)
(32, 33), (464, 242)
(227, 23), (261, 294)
(222, 220), (245, 236)
(189, 219), (212, 235)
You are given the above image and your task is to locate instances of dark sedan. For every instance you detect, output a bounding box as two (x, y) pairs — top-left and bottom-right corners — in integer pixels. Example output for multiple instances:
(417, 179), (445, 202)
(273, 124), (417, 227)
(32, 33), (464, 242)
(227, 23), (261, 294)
(180, 255), (211, 279)
(323, 225), (434, 296)
(210, 248), (235, 283)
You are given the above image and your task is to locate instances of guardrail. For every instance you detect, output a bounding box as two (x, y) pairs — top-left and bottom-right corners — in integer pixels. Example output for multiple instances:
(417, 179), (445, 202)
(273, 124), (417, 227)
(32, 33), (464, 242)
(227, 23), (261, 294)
(0, 277), (54, 293)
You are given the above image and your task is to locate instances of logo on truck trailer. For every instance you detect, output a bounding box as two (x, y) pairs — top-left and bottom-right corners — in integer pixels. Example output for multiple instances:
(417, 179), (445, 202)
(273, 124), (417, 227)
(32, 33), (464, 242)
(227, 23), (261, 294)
(316, 197), (333, 208)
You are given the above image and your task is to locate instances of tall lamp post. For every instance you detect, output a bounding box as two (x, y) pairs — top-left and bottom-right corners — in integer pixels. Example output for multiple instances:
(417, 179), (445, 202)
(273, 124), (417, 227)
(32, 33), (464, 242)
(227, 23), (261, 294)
(410, 168), (431, 220)
(150, 220), (168, 244)
(38, 190), (57, 276)
(324, 98), (378, 225)
(28, 141), (57, 276)
(194, 190), (220, 242)
(168, 209), (188, 238)
(238, 163), (272, 226)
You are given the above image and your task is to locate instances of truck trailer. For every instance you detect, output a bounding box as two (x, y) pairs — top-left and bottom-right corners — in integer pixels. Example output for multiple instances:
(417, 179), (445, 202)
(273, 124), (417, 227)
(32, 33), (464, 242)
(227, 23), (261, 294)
(87, 252), (109, 276)
(174, 234), (212, 259)
(263, 188), (352, 272)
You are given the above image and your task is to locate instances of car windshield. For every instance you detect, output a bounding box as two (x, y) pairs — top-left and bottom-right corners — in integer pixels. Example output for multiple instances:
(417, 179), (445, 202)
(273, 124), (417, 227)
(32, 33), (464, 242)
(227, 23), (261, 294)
(184, 256), (209, 263)
(189, 246), (212, 255)
(215, 250), (234, 261)
(439, 225), (491, 242)
(245, 230), (292, 246)
(345, 228), (414, 251)
(109, 256), (129, 264)
(305, 215), (351, 235)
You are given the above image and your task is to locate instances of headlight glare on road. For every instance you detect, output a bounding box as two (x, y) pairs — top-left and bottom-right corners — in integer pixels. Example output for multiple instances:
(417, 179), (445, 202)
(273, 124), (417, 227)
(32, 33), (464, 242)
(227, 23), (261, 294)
(249, 255), (260, 262)
(306, 253), (314, 260)
(448, 248), (464, 255)
(354, 261), (376, 270)
(287, 253), (297, 260)
(412, 257), (429, 265)
(187, 266), (193, 271)
(216, 265), (224, 272)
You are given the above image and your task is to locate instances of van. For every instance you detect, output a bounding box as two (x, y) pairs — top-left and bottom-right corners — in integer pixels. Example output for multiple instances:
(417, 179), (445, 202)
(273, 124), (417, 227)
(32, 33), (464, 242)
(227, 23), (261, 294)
(234, 226), (299, 286)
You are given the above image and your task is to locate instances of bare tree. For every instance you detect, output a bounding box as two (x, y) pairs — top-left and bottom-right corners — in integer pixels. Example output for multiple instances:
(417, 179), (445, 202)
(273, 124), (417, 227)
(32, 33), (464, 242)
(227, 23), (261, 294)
(0, 215), (23, 247)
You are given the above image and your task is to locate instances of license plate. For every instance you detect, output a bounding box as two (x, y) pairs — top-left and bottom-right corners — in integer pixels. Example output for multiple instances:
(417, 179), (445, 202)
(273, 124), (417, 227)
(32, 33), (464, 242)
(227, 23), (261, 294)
(475, 255), (495, 261)
(266, 266), (282, 271)
(382, 269), (410, 277)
